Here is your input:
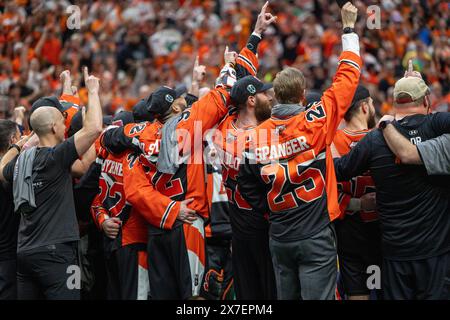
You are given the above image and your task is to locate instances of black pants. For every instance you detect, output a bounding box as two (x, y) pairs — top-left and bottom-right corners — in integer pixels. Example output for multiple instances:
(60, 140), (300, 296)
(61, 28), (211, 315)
(201, 237), (233, 300)
(105, 244), (148, 300)
(148, 222), (205, 300)
(383, 251), (450, 300)
(0, 259), (17, 300)
(232, 233), (277, 300)
(17, 242), (80, 300)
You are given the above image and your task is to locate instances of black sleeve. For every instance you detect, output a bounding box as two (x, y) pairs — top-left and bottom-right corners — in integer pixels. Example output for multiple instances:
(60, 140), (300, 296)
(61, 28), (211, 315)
(334, 132), (372, 182)
(237, 153), (270, 214)
(2, 155), (19, 183)
(235, 34), (261, 80)
(246, 34), (261, 54)
(430, 112), (450, 135)
(53, 136), (79, 169)
(102, 127), (141, 155)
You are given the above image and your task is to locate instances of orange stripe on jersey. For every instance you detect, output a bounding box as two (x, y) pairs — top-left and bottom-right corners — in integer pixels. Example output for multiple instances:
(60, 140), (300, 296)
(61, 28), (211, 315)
(183, 223), (206, 267)
(236, 47), (259, 77)
(60, 94), (81, 106)
(205, 172), (214, 238)
(138, 250), (148, 270)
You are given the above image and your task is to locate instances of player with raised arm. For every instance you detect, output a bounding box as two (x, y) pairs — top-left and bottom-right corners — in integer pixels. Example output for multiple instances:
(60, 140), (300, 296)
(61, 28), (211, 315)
(238, 2), (362, 300)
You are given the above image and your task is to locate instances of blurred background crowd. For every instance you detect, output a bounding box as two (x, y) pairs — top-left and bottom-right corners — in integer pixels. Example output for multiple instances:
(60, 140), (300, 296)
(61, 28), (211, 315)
(0, 0), (448, 120)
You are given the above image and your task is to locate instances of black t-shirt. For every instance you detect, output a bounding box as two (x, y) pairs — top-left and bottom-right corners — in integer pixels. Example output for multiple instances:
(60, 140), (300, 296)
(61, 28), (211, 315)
(334, 113), (450, 261)
(0, 179), (19, 260)
(2, 137), (80, 253)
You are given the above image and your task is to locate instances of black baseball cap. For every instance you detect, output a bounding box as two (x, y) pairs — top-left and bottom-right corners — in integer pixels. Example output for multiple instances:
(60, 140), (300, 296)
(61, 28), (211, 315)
(132, 99), (154, 122)
(350, 85), (371, 107)
(30, 96), (66, 115)
(29, 96), (67, 130)
(112, 111), (134, 127)
(230, 75), (273, 106)
(343, 85), (371, 120)
(146, 86), (180, 117)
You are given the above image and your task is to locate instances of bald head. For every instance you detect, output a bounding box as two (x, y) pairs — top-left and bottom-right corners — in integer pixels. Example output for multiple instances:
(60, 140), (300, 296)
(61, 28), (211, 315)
(30, 107), (64, 137)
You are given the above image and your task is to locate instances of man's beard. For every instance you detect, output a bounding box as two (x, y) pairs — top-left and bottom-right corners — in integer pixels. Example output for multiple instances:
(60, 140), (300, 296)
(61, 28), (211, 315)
(367, 109), (376, 129)
(255, 97), (272, 123)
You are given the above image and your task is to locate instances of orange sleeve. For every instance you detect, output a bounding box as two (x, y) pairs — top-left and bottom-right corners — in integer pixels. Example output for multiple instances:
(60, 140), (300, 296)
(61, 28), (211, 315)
(321, 51), (362, 144)
(236, 47), (259, 77)
(60, 94), (81, 106)
(184, 87), (230, 134)
(90, 192), (109, 230)
(122, 157), (181, 230)
(303, 50), (362, 222)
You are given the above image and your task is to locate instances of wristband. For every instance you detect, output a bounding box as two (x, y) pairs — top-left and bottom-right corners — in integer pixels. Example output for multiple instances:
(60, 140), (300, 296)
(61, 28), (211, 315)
(343, 27), (355, 34)
(379, 120), (393, 130)
(8, 144), (21, 153)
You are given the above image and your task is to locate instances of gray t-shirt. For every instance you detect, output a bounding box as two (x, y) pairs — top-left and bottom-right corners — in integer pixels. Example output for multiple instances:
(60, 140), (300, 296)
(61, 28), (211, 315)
(417, 134), (450, 175)
(3, 136), (80, 252)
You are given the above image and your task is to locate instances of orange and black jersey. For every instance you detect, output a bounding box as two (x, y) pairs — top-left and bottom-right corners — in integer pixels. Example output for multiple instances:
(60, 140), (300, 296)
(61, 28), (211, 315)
(333, 128), (377, 222)
(156, 33), (262, 221)
(101, 121), (182, 231)
(214, 112), (269, 238)
(60, 94), (80, 137)
(215, 112), (254, 211)
(90, 147), (147, 249)
(238, 49), (362, 242)
(204, 161), (230, 239)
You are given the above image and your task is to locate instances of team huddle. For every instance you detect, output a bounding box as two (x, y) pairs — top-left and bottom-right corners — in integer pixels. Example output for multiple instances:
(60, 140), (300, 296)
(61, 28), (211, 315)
(0, 2), (449, 301)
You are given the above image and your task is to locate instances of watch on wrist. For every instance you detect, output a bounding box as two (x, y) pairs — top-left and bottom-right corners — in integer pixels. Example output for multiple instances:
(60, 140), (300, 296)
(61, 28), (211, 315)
(343, 27), (355, 34)
(379, 120), (393, 130)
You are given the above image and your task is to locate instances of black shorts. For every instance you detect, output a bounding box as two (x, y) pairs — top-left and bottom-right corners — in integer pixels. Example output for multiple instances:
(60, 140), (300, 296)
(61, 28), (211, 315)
(335, 216), (382, 296)
(383, 251), (450, 300)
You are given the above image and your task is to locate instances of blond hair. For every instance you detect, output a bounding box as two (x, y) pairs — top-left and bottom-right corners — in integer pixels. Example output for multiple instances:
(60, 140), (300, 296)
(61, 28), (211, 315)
(273, 67), (306, 104)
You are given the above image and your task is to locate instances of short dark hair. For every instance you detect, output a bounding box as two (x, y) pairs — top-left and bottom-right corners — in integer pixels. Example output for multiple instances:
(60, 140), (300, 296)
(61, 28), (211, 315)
(0, 120), (18, 154)
(344, 97), (370, 122)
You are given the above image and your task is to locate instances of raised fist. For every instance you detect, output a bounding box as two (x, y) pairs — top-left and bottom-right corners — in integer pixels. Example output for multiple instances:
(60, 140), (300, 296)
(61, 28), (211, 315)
(341, 2), (358, 29)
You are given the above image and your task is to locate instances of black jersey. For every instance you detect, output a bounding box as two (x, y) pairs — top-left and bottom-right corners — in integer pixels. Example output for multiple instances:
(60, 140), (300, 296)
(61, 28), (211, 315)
(334, 113), (450, 260)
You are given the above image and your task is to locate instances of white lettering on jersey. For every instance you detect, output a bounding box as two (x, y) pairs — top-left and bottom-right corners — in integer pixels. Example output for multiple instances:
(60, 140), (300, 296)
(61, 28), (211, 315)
(101, 159), (123, 177)
(255, 136), (310, 162)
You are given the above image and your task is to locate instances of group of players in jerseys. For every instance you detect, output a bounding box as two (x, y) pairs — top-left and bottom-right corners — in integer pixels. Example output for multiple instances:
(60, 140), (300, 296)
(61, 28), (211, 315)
(24, 1), (450, 300)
